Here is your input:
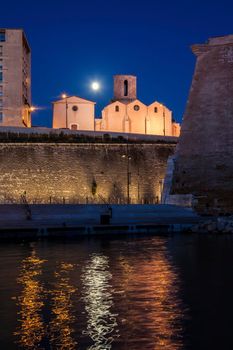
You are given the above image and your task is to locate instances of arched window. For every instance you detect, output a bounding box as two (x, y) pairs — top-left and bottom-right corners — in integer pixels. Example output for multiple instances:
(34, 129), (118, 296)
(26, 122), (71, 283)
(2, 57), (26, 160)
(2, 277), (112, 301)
(115, 105), (119, 112)
(124, 80), (128, 97)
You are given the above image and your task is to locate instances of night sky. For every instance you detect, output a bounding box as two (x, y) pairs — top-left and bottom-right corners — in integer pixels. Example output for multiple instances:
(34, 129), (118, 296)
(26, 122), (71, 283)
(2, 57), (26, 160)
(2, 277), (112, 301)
(1, 0), (233, 127)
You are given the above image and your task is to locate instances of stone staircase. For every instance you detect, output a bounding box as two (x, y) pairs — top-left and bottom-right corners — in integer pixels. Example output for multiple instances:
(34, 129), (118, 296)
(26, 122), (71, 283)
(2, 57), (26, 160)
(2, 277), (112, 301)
(161, 155), (193, 207)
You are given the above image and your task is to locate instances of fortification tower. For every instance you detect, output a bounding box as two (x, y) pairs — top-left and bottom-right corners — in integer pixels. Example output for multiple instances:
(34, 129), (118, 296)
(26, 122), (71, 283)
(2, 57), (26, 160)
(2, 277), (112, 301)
(171, 34), (233, 213)
(112, 75), (137, 103)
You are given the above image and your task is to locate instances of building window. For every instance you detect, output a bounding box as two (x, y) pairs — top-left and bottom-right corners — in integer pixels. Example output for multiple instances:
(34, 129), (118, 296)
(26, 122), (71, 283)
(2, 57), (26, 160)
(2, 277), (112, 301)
(0, 99), (3, 108)
(134, 104), (140, 111)
(72, 105), (78, 111)
(115, 105), (119, 112)
(0, 31), (5, 42)
(154, 107), (158, 113)
(0, 86), (2, 96)
(0, 64), (2, 83)
(0, 46), (2, 56)
(0, 112), (3, 122)
(124, 80), (128, 97)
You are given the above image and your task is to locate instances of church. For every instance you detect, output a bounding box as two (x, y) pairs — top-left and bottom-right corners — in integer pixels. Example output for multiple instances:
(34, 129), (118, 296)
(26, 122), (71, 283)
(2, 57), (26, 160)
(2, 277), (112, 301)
(52, 75), (180, 137)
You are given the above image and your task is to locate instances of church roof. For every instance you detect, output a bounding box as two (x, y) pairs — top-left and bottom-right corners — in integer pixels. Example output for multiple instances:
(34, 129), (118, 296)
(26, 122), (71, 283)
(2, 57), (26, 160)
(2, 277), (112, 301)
(53, 96), (96, 104)
(107, 98), (143, 106)
(148, 101), (171, 111)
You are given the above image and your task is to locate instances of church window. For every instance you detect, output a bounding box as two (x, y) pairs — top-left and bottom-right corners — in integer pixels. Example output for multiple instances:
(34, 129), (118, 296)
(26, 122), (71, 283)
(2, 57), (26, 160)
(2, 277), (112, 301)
(134, 105), (140, 111)
(154, 107), (158, 113)
(124, 80), (128, 96)
(72, 105), (78, 111)
(115, 105), (119, 112)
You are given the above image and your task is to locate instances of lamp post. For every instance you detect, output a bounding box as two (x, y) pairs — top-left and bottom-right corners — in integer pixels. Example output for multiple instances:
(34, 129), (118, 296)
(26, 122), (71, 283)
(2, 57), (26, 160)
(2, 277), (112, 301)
(62, 93), (68, 128)
(163, 105), (166, 136)
(122, 143), (131, 204)
(137, 166), (140, 203)
(159, 179), (164, 203)
(28, 106), (36, 127)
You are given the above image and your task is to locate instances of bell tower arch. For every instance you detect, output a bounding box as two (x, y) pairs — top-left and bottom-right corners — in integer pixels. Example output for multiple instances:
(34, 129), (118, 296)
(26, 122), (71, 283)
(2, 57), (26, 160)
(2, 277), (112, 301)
(113, 75), (137, 102)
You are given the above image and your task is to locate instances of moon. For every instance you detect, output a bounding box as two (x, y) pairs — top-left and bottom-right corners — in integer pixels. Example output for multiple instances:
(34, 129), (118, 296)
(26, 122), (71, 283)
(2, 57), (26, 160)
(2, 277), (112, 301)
(91, 81), (100, 91)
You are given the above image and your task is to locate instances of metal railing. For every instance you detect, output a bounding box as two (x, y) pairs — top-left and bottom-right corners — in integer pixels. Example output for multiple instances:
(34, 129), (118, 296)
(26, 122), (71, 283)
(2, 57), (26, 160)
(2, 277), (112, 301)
(0, 194), (160, 206)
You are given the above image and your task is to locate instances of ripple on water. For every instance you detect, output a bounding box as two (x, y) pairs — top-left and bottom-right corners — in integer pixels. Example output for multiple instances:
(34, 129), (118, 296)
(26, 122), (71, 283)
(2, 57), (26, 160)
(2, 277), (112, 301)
(11, 237), (187, 349)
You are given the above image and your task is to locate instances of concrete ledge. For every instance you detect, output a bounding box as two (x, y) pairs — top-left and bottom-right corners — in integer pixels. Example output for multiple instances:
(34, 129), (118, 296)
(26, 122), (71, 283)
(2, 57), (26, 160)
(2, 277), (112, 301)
(0, 204), (204, 239)
(0, 223), (183, 240)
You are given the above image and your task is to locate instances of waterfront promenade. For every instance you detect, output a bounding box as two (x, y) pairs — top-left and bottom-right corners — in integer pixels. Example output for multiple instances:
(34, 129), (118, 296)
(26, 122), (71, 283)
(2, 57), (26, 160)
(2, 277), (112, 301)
(0, 204), (203, 238)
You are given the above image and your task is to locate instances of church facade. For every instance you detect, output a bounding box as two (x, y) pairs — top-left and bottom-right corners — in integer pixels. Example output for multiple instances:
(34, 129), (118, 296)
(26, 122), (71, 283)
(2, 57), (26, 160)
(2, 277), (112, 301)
(95, 75), (180, 136)
(52, 75), (180, 137)
(52, 96), (95, 130)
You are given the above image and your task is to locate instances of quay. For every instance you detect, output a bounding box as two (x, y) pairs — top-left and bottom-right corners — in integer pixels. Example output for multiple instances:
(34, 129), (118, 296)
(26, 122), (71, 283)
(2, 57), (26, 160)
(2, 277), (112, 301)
(0, 204), (205, 239)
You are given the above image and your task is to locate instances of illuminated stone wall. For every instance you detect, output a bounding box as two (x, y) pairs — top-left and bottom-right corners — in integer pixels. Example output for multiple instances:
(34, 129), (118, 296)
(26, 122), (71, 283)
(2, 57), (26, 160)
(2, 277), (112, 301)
(0, 142), (175, 204)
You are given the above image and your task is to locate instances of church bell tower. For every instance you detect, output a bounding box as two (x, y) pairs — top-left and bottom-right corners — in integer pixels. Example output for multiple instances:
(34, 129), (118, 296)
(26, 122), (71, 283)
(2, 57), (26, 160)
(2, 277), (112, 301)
(112, 75), (137, 103)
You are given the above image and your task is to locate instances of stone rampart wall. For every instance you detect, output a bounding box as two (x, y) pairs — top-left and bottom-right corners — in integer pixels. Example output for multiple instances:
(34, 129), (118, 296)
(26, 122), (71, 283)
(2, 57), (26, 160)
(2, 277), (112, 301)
(0, 143), (175, 204)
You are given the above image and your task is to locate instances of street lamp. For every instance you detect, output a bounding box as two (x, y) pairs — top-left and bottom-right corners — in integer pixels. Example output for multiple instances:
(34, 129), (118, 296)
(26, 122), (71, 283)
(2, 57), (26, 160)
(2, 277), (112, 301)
(122, 144), (131, 204)
(163, 105), (166, 136)
(27, 106), (37, 127)
(137, 166), (140, 203)
(159, 179), (164, 204)
(62, 93), (68, 128)
(160, 103), (166, 136)
(29, 106), (36, 112)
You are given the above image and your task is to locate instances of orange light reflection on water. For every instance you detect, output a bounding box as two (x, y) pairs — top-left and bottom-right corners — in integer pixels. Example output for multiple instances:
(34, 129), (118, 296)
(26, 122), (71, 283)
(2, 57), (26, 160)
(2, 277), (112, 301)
(49, 262), (77, 350)
(116, 240), (185, 350)
(14, 254), (77, 349)
(13, 239), (186, 350)
(14, 250), (46, 349)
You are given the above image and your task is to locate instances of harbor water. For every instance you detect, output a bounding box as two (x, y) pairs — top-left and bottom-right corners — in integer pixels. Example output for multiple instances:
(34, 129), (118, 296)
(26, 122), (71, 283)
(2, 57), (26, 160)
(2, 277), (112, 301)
(1, 234), (233, 349)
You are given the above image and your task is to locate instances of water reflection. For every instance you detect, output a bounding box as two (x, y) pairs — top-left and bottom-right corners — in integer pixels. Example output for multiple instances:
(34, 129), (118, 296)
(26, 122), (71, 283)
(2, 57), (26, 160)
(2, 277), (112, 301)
(12, 238), (186, 349)
(14, 249), (46, 349)
(81, 253), (119, 349)
(116, 239), (185, 349)
(49, 262), (77, 349)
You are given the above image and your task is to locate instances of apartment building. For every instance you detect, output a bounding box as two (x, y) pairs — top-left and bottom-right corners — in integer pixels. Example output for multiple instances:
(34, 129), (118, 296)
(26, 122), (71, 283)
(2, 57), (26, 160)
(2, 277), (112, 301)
(0, 29), (31, 127)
